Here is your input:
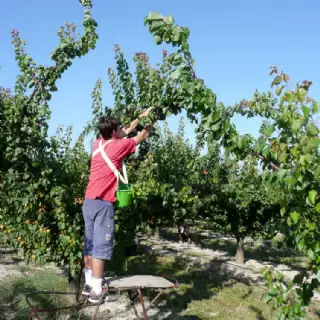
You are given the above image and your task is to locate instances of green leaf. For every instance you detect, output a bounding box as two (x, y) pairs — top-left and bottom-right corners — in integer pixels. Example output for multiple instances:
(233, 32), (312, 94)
(291, 119), (302, 131)
(146, 12), (163, 21)
(312, 101), (320, 114)
(182, 27), (190, 38)
(167, 14), (174, 24)
(268, 288), (277, 296)
(308, 190), (317, 205)
(297, 88), (307, 102)
(305, 153), (313, 163)
(315, 203), (320, 213)
(171, 54), (183, 66)
(315, 165), (320, 179)
(300, 135), (309, 146)
(60, 42), (68, 50)
(308, 249), (315, 261)
(299, 155), (306, 166)
(286, 92), (295, 103)
(150, 20), (164, 31)
(297, 237), (305, 251)
(307, 222), (316, 231)
(50, 85), (57, 92)
(234, 136), (243, 149)
(154, 35), (162, 44)
(170, 67), (182, 80)
(23, 173), (30, 180)
(263, 124), (275, 137)
(223, 121), (230, 132)
(279, 152), (287, 163)
(211, 123), (220, 132)
(276, 86), (284, 96)
(171, 27), (181, 42)
(284, 176), (297, 186)
(290, 211), (300, 224)
(302, 105), (310, 117)
(307, 123), (318, 136)
(262, 146), (270, 157)
(280, 143), (287, 151)
(273, 76), (282, 86)
(186, 82), (195, 95)
(310, 138), (320, 146)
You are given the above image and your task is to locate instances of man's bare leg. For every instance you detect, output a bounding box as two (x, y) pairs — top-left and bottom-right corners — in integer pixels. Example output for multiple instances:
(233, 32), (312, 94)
(84, 255), (92, 269)
(91, 258), (105, 294)
(84, 255), (93, 287)
(92, 258), (104, 279)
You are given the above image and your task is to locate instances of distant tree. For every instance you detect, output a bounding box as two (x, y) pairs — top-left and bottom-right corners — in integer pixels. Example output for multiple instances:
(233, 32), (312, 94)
(195, 147), (282, 264)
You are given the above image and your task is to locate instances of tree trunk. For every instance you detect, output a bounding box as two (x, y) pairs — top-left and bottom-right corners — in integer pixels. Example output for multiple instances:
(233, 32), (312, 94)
(236, 237), (245, 265)
(192, 224), (198, 244)
(154, 225), (160, 241)
(192, 233), (197, 245)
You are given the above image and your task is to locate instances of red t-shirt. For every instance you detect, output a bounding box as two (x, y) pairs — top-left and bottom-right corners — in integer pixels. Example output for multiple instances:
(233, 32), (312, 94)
(85, 138), (136, 202)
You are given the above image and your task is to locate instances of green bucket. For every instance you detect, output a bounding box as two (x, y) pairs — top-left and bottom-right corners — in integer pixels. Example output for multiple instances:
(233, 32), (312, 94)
(115, 183), (132, 208)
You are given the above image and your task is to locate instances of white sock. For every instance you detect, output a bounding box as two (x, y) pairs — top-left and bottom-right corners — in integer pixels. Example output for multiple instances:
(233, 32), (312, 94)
(84, 268), (92, 286)
(91, 277), (103, 294)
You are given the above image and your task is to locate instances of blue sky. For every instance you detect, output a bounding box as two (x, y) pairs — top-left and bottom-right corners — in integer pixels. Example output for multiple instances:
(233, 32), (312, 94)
(1, 0), (319, 144)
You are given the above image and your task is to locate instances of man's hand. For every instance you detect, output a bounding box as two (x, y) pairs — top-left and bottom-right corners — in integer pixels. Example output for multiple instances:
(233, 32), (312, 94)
(139, 107), (153, 119)
(118, 107), (153, 138)
(133, 124), (154, 145)
(121, 119), (139, 136)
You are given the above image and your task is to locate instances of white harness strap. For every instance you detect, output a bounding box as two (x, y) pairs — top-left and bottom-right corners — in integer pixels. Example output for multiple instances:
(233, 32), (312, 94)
(92, 140), (128, 185)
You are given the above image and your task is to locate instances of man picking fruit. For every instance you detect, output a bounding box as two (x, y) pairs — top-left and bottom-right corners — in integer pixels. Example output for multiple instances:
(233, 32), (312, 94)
(82, 108), (152, 303)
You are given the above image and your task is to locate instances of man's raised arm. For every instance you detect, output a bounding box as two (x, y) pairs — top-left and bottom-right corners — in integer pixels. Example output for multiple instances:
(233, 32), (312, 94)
(133, 125), (153, 145)
(118, 107), (153, 138)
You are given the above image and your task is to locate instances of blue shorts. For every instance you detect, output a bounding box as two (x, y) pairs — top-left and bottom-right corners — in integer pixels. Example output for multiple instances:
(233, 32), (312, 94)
(82, 199), (114, 260)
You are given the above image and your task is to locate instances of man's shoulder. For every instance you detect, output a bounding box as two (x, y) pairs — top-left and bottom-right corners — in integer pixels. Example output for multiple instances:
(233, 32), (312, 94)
(91, 138), (102, 151)
(113, 138), (136, 148)
(109, 138), (136, 160)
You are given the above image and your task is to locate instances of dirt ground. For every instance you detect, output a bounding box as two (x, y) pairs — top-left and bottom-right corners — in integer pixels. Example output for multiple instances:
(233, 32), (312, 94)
(0, 233), (319, 319)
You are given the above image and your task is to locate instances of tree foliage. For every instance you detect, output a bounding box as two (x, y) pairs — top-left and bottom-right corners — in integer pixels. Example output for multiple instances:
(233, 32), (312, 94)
(0, 0), (98, 276)
(0, 3), (319, 318)
(144, 12), (320, 319)
(195, 149), (282, 264)
(131, 119), (199, 229)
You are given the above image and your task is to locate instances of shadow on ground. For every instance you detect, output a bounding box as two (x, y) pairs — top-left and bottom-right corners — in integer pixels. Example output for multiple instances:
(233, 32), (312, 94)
(160, 228), (304, 270)
(123, 252), (272, 319)
(0, 248), (25, 266)
(0, 267), (91, 320)
(0, 234), (315, 319)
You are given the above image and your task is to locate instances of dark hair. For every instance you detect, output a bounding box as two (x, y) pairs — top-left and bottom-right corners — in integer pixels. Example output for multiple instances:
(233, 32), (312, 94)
(98, 115), (121, 139)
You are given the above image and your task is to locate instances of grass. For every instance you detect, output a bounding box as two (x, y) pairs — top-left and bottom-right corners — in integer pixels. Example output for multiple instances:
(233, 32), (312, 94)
(183, 283), (273, 320)
(1, 257), (319, 320)
(125, 253), (273, 319)
(0, 226), (318, 319)
(184, 283), (320, 320)
(125, 253), (320, 319)
(0, 270), (84, 320)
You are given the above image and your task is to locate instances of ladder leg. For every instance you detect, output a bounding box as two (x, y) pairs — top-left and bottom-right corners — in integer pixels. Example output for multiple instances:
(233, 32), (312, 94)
(137, 288), (148, 320)
(91, 291), (109, 320)
(77, 296), (88, 320)
(128, 290), (140, 319)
